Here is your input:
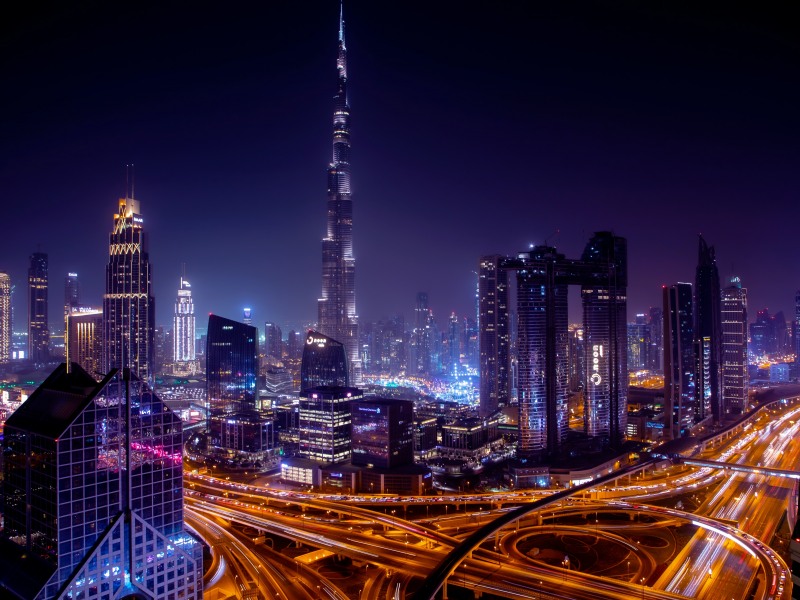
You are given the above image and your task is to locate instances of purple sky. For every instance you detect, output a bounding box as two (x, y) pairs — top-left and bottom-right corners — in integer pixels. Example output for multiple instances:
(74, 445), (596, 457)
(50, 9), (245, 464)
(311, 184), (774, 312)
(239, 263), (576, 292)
(1, 2), (798, 334)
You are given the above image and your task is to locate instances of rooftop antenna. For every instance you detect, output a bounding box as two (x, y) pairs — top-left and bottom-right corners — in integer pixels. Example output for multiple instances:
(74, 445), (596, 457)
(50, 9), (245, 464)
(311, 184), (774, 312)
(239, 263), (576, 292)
(544, 230), (560, 247)
(126, 164), (129, 199)
(181, 262), (186, 287)
(131, 163), (134, 199)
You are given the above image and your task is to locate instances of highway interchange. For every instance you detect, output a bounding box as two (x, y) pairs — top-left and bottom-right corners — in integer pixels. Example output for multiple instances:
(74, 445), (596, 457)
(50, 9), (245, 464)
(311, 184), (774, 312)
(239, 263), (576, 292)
(184, 397), (800, 600)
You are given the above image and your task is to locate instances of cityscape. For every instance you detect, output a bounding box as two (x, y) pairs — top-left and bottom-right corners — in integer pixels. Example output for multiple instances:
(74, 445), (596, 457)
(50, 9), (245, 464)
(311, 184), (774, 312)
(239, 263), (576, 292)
(0, 3), (799, 600)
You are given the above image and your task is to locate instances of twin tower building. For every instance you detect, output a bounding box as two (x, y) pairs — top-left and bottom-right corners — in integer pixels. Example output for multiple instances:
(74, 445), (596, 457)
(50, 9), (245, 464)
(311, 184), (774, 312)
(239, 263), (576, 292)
(480, 232), (630, 457)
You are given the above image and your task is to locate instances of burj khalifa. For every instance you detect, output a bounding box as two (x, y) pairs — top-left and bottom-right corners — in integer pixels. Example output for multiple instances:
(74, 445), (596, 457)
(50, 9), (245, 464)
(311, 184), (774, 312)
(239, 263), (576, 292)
(318, 5), (362, 386)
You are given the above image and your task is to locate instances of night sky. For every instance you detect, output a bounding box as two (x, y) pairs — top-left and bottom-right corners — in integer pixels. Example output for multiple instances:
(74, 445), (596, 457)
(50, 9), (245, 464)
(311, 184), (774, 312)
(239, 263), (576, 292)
(2, 2), (798, 335)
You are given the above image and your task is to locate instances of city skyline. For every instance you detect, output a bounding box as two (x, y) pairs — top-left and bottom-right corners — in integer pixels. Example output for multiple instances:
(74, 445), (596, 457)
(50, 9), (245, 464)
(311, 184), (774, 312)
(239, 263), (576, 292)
(1, 3), (798, 334)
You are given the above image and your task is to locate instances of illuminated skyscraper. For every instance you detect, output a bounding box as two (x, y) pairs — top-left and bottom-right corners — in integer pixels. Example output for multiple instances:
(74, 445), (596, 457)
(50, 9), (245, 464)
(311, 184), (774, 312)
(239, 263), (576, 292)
(103, 195), (155, 382)
(206, 314), (258, 447)
(28, 251), (49, 362)
(301, 330), (349, 391)
(722, 278), (748, 414)
(448, 312), (460, 375)
(64, 272), (80, 328)
(264, 322), (282, 362)
(0, 272), (10, 363)
(0, 363), (203, 600)
(66, 305), (103, 377)
(243, 307), (252, 326)
(664, 283), (695, 439)
(173, 276), (196, 372)
(318, 6), (362, 387)
(796, 290), (800, 381)
(478, 255), (510, 416)
(694, 235), (722, 423)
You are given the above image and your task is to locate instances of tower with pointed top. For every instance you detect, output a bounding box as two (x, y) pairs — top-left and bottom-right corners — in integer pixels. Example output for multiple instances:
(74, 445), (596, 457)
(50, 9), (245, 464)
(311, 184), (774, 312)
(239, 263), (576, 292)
(318, 4), (362, 386)
(103, 193), (156, 383)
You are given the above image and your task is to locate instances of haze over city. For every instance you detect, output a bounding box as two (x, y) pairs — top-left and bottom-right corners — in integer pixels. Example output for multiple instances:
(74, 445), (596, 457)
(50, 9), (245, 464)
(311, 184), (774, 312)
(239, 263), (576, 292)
(1, 2), (798, 331)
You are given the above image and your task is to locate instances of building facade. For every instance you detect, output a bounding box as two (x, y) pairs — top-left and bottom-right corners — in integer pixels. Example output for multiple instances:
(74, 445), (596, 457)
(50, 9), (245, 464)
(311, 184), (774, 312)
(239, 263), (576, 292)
(478, 255), (510, 416)
(664, 283), (695, 439)
(694, 235), (722, 423)
(264, 322), (282, 363)
(350, 398), (413, 469)
(317, 7), (362, 387)
(0, 272), (10, 363)
(103, 196), (155, 382)
(67, 306), (104, 378)
(298, 386), (361, 463)
(64, 272), (81, 330)
(206, 314), (258, 447)
(0, 363), (203, 600)
(301, 330), (349, 391)
(173, 277), (196, 371)
(28, 251), (49, 362)
(721, 279), (748, 414)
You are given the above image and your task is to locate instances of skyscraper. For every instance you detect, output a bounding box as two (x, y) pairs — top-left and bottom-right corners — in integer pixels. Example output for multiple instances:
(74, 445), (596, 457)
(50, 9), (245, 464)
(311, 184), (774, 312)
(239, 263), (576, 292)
(301, 330), (349, 391)
(206, 314), (258, 447)
(66, 305), (103, 377)
(0, 272), (10, 364)
(0, 363), (203, 600)
(415, 292), (429, 374)
(318, 6), (362, 387)
(243, 307), (252, 326)
(580, 233), (628, 444)
(28, 251), (49, 362)
(648, 307), (664, 371)
(173, 276), (196, 373)
(264, 322), (283, 362)
(478, 255), (510, 416)
(664, 283), (695, 439)
(298, 386), (361, 463)
(796, 290), (800, 382)
(103, 195), (155, 382)
(694, 235), (722, 423)
(627, 321), (649, 370)
(64, 272), (80, 329)
(448, 312), (460, 375)
(722, 278), (748, 414)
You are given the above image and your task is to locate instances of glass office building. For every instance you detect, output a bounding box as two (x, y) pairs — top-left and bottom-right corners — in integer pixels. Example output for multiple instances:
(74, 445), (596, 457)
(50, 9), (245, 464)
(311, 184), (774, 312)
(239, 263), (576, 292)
(694, 235), (722, 423)
(206, 314), (258, 447)
(478, 255), (510, 416)
(664, 282), (695, 439)
(298, 386), (361, 463)
(300, 330), (349, 392)
(722, 279), (748, 414)
(350, 398), (414, 469)
(0, 363), (202, 600)
(28, 251), (49, 363)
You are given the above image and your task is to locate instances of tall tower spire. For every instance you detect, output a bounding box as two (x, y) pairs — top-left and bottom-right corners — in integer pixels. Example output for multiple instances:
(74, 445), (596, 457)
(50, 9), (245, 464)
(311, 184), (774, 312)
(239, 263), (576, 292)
(318, 5), (361, 386)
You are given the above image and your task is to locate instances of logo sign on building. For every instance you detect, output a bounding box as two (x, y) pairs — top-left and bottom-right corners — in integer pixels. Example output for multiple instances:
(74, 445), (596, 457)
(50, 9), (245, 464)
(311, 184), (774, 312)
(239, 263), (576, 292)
(307, 335), (327, 347)
(590, 344), (604, 385)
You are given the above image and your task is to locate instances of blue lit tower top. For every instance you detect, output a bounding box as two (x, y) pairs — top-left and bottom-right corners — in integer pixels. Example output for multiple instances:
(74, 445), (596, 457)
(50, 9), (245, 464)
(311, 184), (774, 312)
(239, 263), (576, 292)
(319, 3), (362, 386)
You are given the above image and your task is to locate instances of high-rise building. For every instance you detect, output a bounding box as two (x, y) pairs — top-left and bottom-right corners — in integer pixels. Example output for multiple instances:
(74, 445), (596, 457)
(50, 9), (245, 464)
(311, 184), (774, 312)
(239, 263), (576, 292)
(103, 196), (155, 382)
(66, 305), (103, 377)
(0, 363), (204, 600)
(155, 324), (167, 374)
(448, 312), (460, 375)
(478, 255), (510, 416)
(648, 307), (664, 371)
(173, 276), (196, 371)
(264, 322), (282, 362)
(796, 290), (800, 381)
(463, 317), (478, 369)
(28, 251), (49, 362)
(580, 233), (628, 443)
(351, 398), (414, 468)
(567, 325), (585, 392)
(627, 321), (649, 371)
(318, 6), (362, 387)
(694, 236), (723, 423)
(664, 283), (695, 439)
(298, 386), (362, 463)
(287, 329), (300, 362)
(64, 272), (81, 329)
(0, 272), (10, 363)
(206, 314), (258, 447)
(301, 330), (349, 391)
(722, 278), (748, 414)
(483, 232), (628, 455)
(415, 292), (429, 374)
